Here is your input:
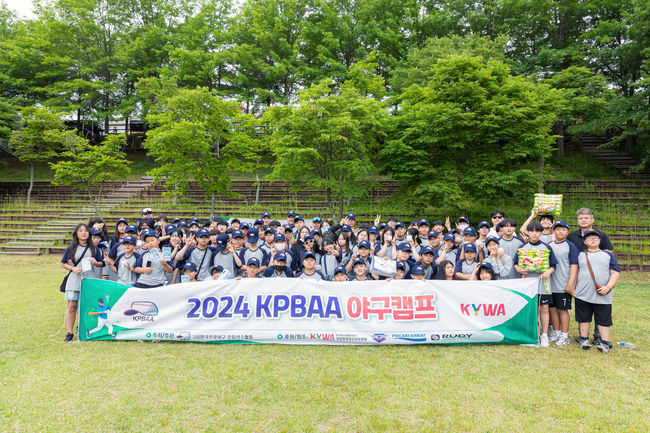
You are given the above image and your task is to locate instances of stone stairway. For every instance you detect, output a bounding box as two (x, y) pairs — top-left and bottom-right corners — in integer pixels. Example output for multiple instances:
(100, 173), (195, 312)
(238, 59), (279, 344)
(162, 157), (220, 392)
(578, 136), (650, 180)
(0, 176), (155, 255)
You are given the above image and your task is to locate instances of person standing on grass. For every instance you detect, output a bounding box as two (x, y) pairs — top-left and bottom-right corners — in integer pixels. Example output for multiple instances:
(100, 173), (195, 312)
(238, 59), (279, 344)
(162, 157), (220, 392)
(61, 223), (104, 342)
(571, 229), (620, 353)
(567, 207), (614, 346)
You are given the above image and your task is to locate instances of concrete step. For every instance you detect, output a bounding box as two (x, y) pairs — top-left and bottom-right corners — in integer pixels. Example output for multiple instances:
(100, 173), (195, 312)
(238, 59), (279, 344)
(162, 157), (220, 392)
(5, 241), (57, 247)
(0, 250), (40, 255)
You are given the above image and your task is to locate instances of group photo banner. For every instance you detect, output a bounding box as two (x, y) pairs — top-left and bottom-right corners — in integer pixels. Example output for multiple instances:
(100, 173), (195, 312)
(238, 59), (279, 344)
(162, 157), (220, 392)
(79, 278), (539, 345)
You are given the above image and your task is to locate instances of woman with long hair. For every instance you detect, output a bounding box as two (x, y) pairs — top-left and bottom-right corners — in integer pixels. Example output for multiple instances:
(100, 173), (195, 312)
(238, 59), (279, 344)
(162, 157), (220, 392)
(436, 260), (456, 281)
(60, 223), (103, 342)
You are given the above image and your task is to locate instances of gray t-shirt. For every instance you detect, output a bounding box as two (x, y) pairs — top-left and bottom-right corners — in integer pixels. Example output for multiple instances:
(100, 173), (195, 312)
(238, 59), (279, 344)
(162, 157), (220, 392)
(320, 254), (339, 279)
(213, 251), (237, 279)
(135, 251), (171, 286)
(575, 250), (619, 304)
(483, 254), (513, 280)
(498, 236), (524, 279)
(115, 252), (139, 286)
(437, 248), (457, 266)
(184, 246), (216, 281)
(297, 270), (325, 280)
(548, 240), (579, 293)
(62, 245), (99, 292)
(540, 233), (553, 244)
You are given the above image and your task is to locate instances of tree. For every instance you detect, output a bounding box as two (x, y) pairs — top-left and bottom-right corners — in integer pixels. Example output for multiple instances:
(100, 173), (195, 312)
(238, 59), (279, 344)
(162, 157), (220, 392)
(0, 97), (18, 145)
(5, 107), (63, 204)
(139, 79), (251, 216)
(381, 55), (560, 210)
(49, 132), (131, 216)
(267, 66), (388, 220)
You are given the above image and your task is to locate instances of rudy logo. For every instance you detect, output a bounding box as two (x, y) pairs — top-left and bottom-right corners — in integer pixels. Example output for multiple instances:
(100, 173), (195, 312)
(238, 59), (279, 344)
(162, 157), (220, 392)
(460, 303), (505, 316)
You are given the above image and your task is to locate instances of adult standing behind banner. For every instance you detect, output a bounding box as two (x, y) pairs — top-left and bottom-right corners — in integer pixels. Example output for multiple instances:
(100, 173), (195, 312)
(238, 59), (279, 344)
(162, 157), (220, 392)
(567, 207), (614, 346)
(567, 208), (614, 253)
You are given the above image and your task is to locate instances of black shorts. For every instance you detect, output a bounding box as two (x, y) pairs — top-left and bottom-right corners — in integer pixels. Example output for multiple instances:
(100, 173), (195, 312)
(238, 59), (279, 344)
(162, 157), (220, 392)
(133, 282), (159, 289)
(552, 293), (572, 310)
(575, 298), (612, 327)
(538, 294), (553, 306)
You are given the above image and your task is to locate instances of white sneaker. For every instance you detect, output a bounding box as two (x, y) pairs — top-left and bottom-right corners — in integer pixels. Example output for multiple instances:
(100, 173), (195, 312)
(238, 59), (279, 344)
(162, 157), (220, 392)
(555, 335), (571, 346)
(540, 334), (550, 348)
(549, 331), (560, 343)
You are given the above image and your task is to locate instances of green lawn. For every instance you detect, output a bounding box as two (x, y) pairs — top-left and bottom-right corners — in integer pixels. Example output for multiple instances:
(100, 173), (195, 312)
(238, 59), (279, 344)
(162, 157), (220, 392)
(1, 256), (648, 433)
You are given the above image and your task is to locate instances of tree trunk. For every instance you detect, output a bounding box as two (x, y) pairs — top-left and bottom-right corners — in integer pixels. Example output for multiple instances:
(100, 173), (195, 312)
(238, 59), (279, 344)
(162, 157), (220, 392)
(539, 157), (545, 193)
(625, 119), (634, 154)
(88, 187), (99, 216)
(338, 195), (344, 222)
(27, 163), (34, 205)
(556, 123), (565, 161)
(326, 189), (336, 221)
(254, 170), (260, 206)
(210, 192), (216, 218)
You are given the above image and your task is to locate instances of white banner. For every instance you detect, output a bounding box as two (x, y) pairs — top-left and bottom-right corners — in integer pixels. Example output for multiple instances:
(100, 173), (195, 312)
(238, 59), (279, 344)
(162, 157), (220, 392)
(80, 278), (539, 345)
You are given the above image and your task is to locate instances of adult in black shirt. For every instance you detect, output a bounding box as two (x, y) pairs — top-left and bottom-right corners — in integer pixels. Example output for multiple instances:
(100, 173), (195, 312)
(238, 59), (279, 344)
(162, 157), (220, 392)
(567, 208), (614, 252)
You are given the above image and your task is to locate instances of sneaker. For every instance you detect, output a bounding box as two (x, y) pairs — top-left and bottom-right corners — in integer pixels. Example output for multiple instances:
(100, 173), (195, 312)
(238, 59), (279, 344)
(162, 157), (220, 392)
(540, 334), (550, 348)
(555, 335), (571, 346)
(549, 331), (560, 343)
(597, 341), (613, 354)
(64, 333), (74, 343)
(577, 336), (591, 350)
(593, 335), (602, 346)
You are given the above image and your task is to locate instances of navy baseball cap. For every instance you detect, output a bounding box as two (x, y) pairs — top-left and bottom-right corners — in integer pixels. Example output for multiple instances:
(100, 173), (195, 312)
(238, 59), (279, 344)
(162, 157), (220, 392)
(352, 257), (366, 266)
(262, 212), (271, 218)
(230, 218), (240, 224)
(247, 232), (259, 243)
(210, 265), (224, 273)
(202, 221), (211, 228)
(346, 213), (356, 220)
(269, 220), (281, 227)
(142, 230), (158, 240)
(116, 218), (128, 225)
(477, 221), (490, 229)
(369, 226), (379, 234)
(420, 246), (436, 255)
(379, 223), (387, 230)
(122, 235), (137, 245)
(254, 219), (263, 226)
(310, 229), (321, 237)
(443, 233), (455, 241)
(395, 222), (405, 229)
(553, 221), (570, 230)
(274, 233), (286, 242)
(197, 229), (210, 238)
(341, 225), (352, 232)
(240, 223), (250, 230)
(302, 251), (316, 261)
(183, 262), (198, 272)
(286, 210), (296, 217)
(396, 262), (406, 271)
(190, 216), (200, 222)
(283, 225), (293, 232)
(464, 243), (477, 253)
(411, 265), (425, 275)
(463, 227), (477, 237)
(428, 230), (440, 239)
(397, 243), (412, 252)
(358, 240), (371, 249)
(479, 262), (494, 271)
(125, 225), (138, 234)
(264, 227), (276, 235)
(334, 265), (346, 275)
(583, 229), (601, 238)
(274, 252), (287, 262)
(141, 207), (153, 215)
(247, 257), (260, 267)
(295, 215), (304, 222)
(457, 216), (470, 224)
(178, 221), (188, 228)
(165, 224), (176, 235)
(214, 233), (229, 251)
(171, 218), (181, 224)
(418, 219), (430, 227)
(215, 219), (228, 226)
(187, 230), (197, 238)
(303, 234), (315, 241)
(485, 236), (500, 246)
(89, 228), (101, 236)
(432, 220), (444, 226)
(98, 241), (109, 248)
(232, 230), (244, 239)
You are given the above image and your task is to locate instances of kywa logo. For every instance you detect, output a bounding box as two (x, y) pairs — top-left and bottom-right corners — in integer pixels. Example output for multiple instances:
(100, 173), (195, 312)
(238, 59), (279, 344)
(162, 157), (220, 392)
(460, 303), (505, 316)
(310, 333), (334, 341)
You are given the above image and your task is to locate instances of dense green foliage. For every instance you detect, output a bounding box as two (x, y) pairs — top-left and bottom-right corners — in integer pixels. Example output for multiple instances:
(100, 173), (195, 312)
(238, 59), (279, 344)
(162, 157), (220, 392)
(0, 0), (648, 207)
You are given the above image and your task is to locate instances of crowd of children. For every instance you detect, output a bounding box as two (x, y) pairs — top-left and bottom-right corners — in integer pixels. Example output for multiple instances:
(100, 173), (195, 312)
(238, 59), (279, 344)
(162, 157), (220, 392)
(61, 207), (620, 353)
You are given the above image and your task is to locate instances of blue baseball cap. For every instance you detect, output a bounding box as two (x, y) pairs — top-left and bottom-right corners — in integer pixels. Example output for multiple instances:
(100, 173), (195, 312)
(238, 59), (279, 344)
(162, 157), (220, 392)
(418, 219), (430, 227)
(334, 265), (347, 275)
(253, 219), (263, 226)
(197, 229), (210, 238)
(178, 221), (188, 228)
(122, 235), (137, 245)
(202, 221), (212, 228)
(477, 221), (490, 229)
(395, 222), (405, 229)
(379, 223), (387, 230)
(232, 230), (244, 239)
(190, 216), (200, 222)
(411, 265), (425, 275)
(479, 262), (494, 271)
(295, 215), (304, 222)
(463, 227), (477, 237)
(583, 229), (601, 238)
(240, 223), (250, 230)
(274, 252), (287, 262)
(302, 251), (316, 261)
(420, 246), (436, 255)
(125, 225), (138, 234)
(214, 233), (229, 251)
(247, 257), (260, 267)
(210, 265), (224, 273)
(264, 227), (276, 235)
(283, 225), (293, 233)
(286, 210), (296, 217)
(274, 233), (286, 242)
(346, 213), (356, 220)
(397, 243), (412, 252)
(310, 229), (321, 237)
(187, 230), (197, 238)
(352, 257), (366, 266)
(485, 236), (500, 246)
(116, 218), (128, 226)
(215, 219), (228, 226)
(553, 221), (570, 230)
(396, 262), (406, 271)
(183, 262), (198, 272)
(171, 218), (181, 224)
(341, 225), (352, 232)
(457, 216), (470, 224)
(262, 212), (271, 218)
(358, 240), (371, 249)
(247, 232), (259, 243)
(464, 243), (477, 253)
(165, 224), (176, 235)
(89, 228), (101, 236)
(142, 229), (158, 240)
(369, 226), (379, 234)
(428, 230), (440, 239)
(303, 234), (314, 241)
(98, 241), (109, 248)
(443, 233), (455, 241)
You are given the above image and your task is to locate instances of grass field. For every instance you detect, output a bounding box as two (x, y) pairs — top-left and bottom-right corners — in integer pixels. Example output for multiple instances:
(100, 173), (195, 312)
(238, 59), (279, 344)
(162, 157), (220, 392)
(0, 256), (648, 433)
